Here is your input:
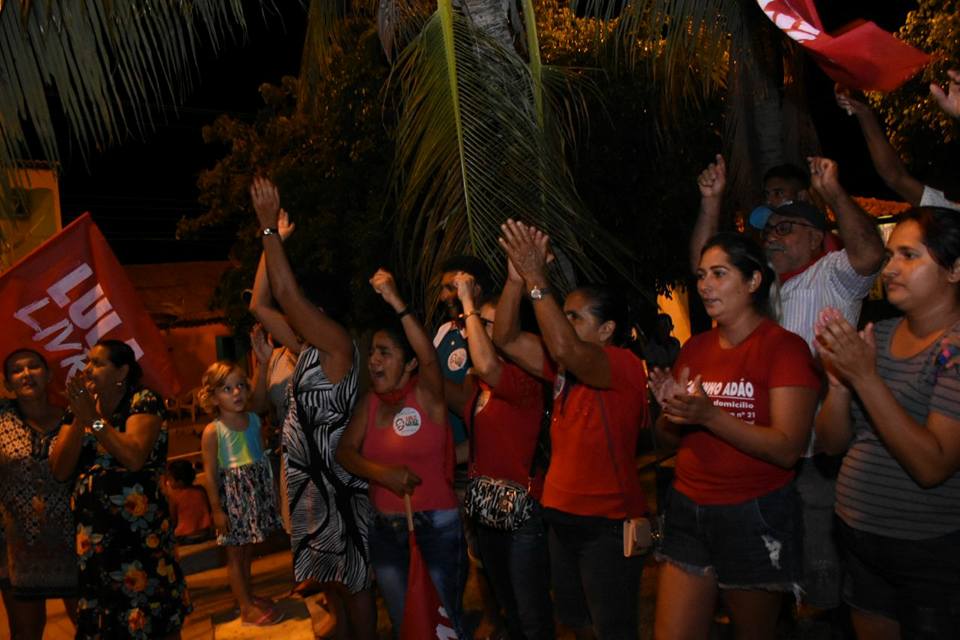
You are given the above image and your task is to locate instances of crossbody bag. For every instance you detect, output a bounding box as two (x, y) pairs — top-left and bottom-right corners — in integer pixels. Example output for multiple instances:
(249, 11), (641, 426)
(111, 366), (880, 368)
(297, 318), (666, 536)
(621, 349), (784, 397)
(463, 382), (547, 531)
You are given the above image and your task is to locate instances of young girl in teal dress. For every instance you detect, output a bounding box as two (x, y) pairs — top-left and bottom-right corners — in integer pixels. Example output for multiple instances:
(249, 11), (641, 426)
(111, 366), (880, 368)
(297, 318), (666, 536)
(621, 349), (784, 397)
(199, 360), (283, 626)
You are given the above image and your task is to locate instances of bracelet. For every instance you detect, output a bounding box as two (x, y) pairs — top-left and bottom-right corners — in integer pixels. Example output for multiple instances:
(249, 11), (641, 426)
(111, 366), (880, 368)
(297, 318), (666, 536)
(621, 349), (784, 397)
(261, 227), (279, 237)
(396, 306), (413, 319)
(461, 309), (481, 321)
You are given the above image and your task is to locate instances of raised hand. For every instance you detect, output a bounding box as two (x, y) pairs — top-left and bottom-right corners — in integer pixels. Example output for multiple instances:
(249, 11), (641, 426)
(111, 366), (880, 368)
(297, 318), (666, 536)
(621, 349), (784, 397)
(278, 208), (295, 241)
(250, 176), (281, 229)
(834, 84), (871, 117)
(506, 256), (523, 284)
(930, 69), (960, 119)
(808, 156), (843, 201)
(662, 374), (719, 427)
(648, 367), (683, 407)
(250, 324), (274, 365)
(815, 308), (877, 386)
(498, 219), (549, 285)
(696, 154), (726, 200)
(452, 272), (476, 310)
(370, 268), (405, 312)
(66, 372), (98, 425)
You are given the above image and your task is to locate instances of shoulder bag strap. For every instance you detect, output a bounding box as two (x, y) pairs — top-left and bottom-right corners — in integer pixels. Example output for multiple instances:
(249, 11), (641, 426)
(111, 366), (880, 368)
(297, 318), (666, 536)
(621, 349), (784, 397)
(597, 391), (644, 518)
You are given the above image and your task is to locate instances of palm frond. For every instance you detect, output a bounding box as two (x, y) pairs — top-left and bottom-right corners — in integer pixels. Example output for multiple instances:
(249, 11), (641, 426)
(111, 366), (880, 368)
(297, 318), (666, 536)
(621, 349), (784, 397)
(568, 0), (738, 134)
(0, 0), (264, 218)
(388, 0), (645, 312)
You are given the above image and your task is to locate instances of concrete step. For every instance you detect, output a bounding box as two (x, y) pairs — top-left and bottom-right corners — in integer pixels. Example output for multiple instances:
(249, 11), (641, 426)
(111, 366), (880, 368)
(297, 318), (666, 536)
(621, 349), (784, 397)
(212, 598), (317, 639)
(177, 530), (291, 576)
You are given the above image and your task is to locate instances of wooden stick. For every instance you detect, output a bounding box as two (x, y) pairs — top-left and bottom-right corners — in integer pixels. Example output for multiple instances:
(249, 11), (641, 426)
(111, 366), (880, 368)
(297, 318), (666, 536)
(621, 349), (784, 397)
(404, 494), (414, 532)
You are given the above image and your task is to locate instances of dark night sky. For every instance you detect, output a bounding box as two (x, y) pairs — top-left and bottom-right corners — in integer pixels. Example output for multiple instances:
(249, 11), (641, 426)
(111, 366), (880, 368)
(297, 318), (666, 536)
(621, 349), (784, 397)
(55, 1), (920, 264)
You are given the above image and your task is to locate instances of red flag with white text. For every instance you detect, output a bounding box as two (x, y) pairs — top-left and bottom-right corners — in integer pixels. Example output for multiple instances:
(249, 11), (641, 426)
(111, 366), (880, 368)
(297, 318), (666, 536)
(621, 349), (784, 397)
(759, 0), (929, 92)
(0, 213), (181, 399)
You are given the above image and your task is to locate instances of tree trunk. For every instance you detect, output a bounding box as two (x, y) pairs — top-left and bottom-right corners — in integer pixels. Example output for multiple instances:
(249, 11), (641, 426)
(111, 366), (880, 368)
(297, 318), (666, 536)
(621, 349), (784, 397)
(455, 0), (515, 48)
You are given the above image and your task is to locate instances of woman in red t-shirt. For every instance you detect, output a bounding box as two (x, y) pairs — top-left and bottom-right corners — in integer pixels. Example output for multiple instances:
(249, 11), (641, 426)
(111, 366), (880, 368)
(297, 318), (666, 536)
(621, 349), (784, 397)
(336, 269), (465, 637)
(443, 272), (554, 640)
(649, 232), (820, 639)
(496, 220), (650, 639)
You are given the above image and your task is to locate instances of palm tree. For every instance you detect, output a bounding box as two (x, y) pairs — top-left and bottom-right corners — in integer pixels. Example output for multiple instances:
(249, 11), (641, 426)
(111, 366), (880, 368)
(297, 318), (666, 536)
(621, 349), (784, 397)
(0, 0), (271, 218)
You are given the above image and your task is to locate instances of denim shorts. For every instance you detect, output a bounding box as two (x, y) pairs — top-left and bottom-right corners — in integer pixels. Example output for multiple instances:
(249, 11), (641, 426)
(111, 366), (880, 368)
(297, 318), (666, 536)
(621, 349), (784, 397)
(837, 518), (960, 638)
(657, 482), (801, 591)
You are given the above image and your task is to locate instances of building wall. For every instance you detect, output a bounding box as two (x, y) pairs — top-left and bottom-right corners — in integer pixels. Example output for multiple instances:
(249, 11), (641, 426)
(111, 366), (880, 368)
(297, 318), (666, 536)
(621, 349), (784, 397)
(162, 323), (233, 395)
(1, 167), (62, 270)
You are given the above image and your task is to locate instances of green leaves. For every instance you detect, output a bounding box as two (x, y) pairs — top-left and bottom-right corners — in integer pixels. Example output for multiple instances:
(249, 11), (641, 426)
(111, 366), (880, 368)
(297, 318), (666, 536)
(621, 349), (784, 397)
(388, 1), (642, 310)
(0, 0), (260, 217)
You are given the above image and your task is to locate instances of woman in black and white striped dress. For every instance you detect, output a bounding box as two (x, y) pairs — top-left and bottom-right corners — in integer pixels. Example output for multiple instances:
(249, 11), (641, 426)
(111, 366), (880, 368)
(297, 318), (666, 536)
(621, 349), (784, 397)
(815, 206), (960, 639)
(250, 177), (375, 640)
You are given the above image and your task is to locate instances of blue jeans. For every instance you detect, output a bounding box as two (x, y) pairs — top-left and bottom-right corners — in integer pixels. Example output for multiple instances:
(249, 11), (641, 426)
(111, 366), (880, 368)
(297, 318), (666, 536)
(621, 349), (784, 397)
(475, 506), (555, 640)
(544, 508), (644, 639)
(795, 455), (842, 608)
(369, 508), (467, 637)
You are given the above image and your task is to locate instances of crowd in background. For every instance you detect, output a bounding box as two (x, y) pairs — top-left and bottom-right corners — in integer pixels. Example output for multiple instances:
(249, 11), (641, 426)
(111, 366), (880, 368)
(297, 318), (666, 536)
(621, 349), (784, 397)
(0, 73), (958, 640)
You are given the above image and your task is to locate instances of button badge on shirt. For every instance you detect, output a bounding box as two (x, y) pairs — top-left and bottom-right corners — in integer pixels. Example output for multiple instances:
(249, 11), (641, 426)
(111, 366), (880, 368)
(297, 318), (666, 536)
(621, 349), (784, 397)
(392, 407), (422, 437)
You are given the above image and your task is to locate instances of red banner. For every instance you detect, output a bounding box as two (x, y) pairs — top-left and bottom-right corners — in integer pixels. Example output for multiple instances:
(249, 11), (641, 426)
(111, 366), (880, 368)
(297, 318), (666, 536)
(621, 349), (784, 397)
(0, 213), (181, 400)
(400, 529), (458, 640)
(759, 0), (929, 92)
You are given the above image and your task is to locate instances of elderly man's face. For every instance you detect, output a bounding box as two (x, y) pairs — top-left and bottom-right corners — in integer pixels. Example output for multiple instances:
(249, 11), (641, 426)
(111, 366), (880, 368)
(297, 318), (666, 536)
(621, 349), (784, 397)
(762, 214), (824, 275)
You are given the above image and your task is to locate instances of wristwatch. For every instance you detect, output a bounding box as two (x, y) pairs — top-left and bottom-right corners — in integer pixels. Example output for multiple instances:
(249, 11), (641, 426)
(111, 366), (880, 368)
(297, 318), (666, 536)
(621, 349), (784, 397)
(529, 285), (550, 301)
(91, 419), (106, 433)
(260, 227), (279, 237)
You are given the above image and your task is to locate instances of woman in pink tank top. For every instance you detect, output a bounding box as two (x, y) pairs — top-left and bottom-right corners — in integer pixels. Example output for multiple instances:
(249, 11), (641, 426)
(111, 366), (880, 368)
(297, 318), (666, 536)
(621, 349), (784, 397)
(337, 269), (466, 638)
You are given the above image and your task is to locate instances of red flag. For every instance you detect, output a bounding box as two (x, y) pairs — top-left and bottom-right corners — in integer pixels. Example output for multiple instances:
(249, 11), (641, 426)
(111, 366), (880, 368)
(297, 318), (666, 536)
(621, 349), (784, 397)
(759, 0), (929, 92)
(400, 498), (458, 639)
(0, 213), (181, 399)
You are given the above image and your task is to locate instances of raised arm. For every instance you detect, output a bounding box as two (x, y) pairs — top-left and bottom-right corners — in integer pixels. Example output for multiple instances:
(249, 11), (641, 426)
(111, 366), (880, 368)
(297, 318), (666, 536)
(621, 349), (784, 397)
(835, 88), (924, 205)
(248, 324), (273, 415)
(499, 220), (611, 388)
(492, 258), (546, 379)
(248, 210), (302, 355)
(662, 370), (817, 469)
(335, 394), (422, 497)
(53, 376), (162, 474)
(454, 272), (502, 386)
(369, 269), (444, 412)
(817, 316), (960, 487)
(930, 69), (960, 119)
(689, 155), (726, 273)
(808, 156), (884, 276)
(250, 177), (352, 382)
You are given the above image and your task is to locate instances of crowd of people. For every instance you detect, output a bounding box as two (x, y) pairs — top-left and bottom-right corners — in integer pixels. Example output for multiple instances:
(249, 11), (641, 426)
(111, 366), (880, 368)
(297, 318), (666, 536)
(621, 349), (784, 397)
(0, 73), (958, 640)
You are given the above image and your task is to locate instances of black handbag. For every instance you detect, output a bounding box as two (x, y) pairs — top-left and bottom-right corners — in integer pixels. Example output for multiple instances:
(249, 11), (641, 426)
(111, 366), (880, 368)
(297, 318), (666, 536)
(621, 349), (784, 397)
(464, 475), (536, 531)
(463, 381), (548, 531)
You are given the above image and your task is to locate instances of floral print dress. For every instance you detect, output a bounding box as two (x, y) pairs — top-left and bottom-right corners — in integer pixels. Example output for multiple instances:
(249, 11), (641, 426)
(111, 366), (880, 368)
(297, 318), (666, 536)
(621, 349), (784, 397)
(0, 401), (76, 598)
(72, 388), (192, 638)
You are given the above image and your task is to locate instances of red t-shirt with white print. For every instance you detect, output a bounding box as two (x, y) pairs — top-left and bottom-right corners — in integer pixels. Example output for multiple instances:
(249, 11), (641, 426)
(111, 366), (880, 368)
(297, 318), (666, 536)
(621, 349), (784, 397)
(672, 318), (821, 505)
